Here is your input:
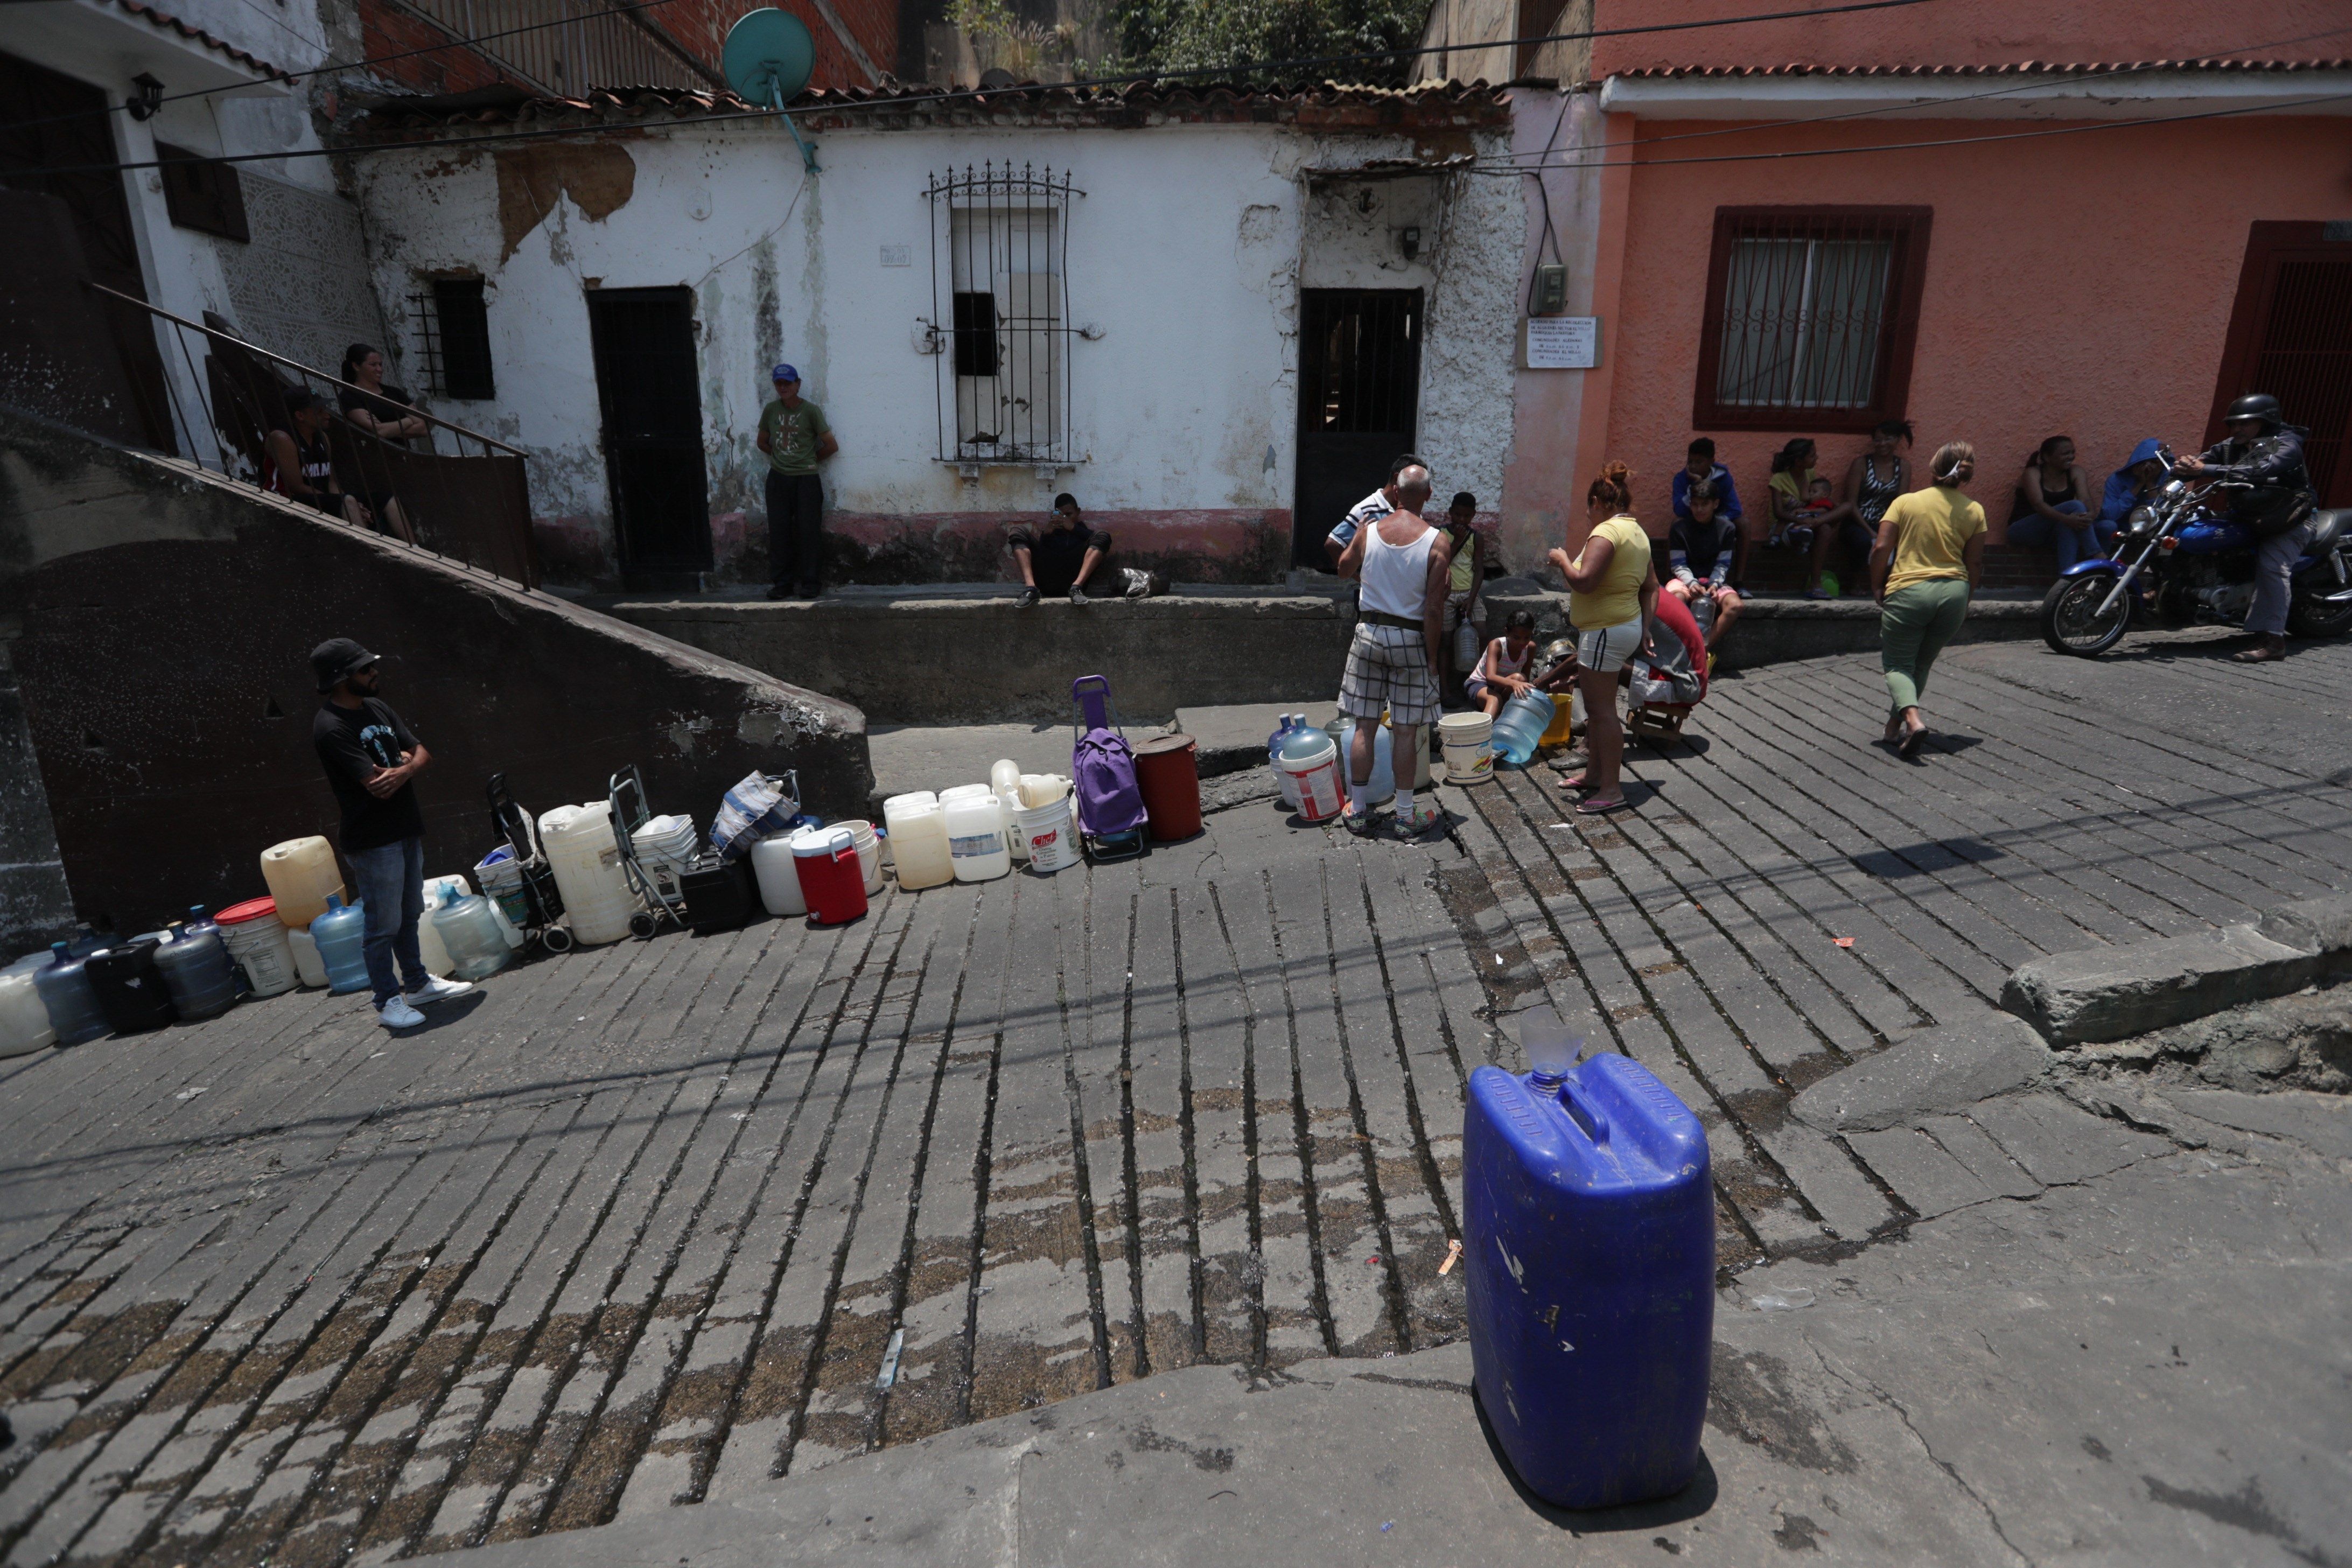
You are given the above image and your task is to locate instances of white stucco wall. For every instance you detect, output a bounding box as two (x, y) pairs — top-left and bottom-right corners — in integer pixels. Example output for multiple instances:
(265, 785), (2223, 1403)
(349, 109), (1524, 584)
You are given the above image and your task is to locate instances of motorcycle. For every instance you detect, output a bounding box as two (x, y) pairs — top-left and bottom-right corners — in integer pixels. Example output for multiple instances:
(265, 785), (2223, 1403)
(2039, 451), (2352, 657)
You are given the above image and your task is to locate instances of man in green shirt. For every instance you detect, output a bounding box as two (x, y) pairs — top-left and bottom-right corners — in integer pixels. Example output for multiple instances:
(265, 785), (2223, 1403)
(757, 362), (838, 599)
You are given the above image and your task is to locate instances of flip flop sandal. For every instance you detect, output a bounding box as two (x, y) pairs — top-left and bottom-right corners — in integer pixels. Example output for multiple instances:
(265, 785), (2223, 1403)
(1556, 773), (1589, 791)
(1575, 795), (1630, 815)
(1898, 726), (1928, 759)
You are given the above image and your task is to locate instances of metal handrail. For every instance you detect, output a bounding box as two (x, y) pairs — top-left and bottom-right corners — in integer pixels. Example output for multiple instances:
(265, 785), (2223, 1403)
(83, 280), (528, 457)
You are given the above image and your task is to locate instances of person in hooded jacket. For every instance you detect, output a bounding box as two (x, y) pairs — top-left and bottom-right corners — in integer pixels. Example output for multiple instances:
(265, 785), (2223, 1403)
(2099, 438), (2169, 530)
(2173, 393), (2316, 664)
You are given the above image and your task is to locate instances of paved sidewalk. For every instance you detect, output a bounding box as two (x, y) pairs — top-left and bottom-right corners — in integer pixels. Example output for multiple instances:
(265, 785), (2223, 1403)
(3, 627), (2348, 1565)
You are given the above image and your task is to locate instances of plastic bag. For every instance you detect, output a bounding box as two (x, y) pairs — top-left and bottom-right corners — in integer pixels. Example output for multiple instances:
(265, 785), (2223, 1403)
(711, 769), (801, 863)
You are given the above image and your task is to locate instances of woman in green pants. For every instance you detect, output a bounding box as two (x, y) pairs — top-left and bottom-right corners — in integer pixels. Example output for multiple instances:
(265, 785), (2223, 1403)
(1870, 442), (1986, 758)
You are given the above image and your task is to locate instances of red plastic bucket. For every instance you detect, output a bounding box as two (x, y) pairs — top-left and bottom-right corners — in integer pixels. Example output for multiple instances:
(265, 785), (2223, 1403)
(1133, 734), (1202, 842)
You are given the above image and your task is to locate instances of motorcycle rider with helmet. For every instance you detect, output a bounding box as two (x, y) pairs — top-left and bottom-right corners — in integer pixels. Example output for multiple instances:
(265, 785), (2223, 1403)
(2172, 391), (2315, 664)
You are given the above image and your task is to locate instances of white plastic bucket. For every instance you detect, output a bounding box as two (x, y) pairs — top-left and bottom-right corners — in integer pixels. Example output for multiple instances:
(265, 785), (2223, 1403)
(219, 907), (299, 997)
(1276, 734), (1346, 822)
(1437, 711), (1495, 787)
(631, 814), (698, 904)
(1019, 796), (1081, 873)
(750, 835), (807, 916)
(833, 818), (885, 895)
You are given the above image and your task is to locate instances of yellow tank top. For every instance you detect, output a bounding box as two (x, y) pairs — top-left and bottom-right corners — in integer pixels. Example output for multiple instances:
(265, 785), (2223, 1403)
(1570, 515), (1650, 629)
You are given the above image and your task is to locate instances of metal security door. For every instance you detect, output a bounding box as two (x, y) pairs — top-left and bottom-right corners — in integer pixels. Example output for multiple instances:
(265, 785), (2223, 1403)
(2209, 224), (2352, 507)
(586, 288), (712, 589)
(1294, 289), (1421, 567)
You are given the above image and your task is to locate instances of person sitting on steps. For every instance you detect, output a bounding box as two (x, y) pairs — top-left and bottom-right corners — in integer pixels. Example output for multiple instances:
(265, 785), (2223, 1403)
(1664, 478), (1744, 654)
(1010, 495), (1165, 607)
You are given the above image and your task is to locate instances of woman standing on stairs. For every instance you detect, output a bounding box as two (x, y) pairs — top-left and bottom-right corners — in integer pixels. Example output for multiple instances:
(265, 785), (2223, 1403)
(1871, 442), (1986, 758)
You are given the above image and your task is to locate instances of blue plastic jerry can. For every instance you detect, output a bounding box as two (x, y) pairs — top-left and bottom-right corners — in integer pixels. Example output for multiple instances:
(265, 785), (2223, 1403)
(1464, 1051), (1713, 1509)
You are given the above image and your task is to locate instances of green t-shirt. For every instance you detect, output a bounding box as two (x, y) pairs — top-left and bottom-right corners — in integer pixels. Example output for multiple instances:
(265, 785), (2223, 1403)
(760, 397), (831, 475)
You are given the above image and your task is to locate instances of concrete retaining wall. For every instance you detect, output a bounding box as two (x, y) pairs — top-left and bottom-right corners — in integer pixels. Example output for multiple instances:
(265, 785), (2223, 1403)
(603, 578), (2049, 724)
(0, 409), (870, 943)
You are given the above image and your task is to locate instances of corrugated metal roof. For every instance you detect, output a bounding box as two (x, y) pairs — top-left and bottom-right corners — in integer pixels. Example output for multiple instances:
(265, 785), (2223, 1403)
(349, 77), (1513, 137)
(1609, 59), (2352, 81)
(105, 0), (295, 82)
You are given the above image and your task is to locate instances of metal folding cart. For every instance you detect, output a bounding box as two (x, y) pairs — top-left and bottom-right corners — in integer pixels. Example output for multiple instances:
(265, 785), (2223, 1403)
(608, 764), (688, 940)
(482, 773), (572, 954)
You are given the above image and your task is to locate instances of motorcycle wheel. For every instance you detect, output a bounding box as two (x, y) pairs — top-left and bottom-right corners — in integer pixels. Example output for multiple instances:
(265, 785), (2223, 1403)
(2041, 572), (2132, 657)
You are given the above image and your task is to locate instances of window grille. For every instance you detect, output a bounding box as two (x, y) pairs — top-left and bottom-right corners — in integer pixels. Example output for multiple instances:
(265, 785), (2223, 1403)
(433, 279), (496, 400)
(925, 164), (1082, 464)
(407, 290), (444, 395)
(1692, 207), (1931, 432)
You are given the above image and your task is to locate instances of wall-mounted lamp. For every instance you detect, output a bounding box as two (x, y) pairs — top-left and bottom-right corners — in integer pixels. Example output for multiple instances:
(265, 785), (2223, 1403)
(126, 73), (164, 121)
(1400, 225), (1423, 261)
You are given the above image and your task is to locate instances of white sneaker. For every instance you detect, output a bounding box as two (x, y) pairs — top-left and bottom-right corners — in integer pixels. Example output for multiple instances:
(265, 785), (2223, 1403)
(379, 996), (428, 1030)
(404, 976), (475, 1006)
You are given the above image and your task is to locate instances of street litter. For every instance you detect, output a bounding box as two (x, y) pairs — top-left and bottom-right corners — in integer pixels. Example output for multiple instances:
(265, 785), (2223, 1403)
(1751, 1287), (1816, 1312)
(1834, 937), (1854, 948)
(1439, 1240), (1463, 1276)
(174, 1087), (208, 1101)
(875, 1327), (905, 1391)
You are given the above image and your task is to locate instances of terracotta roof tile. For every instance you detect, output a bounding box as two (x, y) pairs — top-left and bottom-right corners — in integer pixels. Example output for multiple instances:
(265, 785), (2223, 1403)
(1610, 59), (2352, 80)
(104, 0), (295, 82)
(351, 77), (1511, 136)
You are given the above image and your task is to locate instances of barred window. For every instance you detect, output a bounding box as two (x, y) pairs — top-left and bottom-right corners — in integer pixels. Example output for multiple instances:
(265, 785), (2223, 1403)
(926, 164), (1082, 464)
(407, 279), (496, 401)
(1693, 207), (1931, 432)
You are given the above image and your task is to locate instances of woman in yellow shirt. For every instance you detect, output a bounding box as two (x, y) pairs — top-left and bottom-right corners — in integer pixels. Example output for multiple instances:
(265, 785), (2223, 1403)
(1869, 442), (1986, 758)
(1545, 460), (1656, 815)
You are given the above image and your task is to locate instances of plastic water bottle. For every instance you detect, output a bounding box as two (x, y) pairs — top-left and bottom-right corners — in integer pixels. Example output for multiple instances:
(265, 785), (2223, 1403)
(311, 895), (371, 995)
(1463, 1006), (1713, 1508)
(1268, 713), (1306, 811)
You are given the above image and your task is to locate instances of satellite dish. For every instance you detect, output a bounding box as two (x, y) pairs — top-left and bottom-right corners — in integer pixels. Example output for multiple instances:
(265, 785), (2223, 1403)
(724, 8), (820, 172)
(723, 8), (815, 110)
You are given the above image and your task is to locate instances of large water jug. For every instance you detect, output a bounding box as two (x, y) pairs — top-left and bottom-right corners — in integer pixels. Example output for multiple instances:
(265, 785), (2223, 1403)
(84, 941), (176, 1033)
(415, 874), (471, 977)
(287, 926), (330, 989)
(989, 758), (1022, 795)
(538, 803), (638, 945)
(1275, 725), (1345, 822)
(1464, 1018), (1712, 1510)
(153, 910), (240, 1020)
(430, 893), (514, 981)
(1336, 716), (1397, 806)
(261, 836), (345, 928)
(311, 895), (371, 995)
(1490, 689), (1557, 767)
(883, 794), (954, 892)
(1266, 714), (1307, 812)
(944, 792), (1010, 883)
(0, 965), (55, 1056)
(34, 943), (110, 1045)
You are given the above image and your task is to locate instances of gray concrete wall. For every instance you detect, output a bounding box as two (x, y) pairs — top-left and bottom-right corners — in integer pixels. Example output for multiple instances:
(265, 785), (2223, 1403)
(599, 590), (1362, 725)
(0, 629), (73, 955)
(0, 408), (871, 942)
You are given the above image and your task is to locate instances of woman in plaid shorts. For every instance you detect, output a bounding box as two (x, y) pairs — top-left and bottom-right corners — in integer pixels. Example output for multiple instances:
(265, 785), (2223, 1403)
(1334, 463), (1454, 838)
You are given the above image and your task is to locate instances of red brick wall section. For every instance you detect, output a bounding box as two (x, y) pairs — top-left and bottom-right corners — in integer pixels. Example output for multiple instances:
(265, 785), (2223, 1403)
(359, 0), (510, 96)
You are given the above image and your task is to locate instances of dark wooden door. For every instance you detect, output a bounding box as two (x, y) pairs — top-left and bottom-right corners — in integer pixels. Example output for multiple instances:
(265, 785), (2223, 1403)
(2208, 222), (2352, 507)
(585, 288), (712, 589)
(0, 50), (174, 451)
(1294, 289), (1421, 567)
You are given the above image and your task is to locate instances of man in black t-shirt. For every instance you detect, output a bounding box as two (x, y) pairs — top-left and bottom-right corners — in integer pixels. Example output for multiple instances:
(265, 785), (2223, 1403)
(310, 638), (472, 1030)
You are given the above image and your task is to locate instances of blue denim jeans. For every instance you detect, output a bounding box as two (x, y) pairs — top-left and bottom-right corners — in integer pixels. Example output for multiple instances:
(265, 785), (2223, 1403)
(348, 835), (427, 1007)
(2009, 501), (2118, 574)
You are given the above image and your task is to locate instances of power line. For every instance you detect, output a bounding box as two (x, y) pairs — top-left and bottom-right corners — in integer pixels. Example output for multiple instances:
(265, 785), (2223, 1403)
(9, 0), (1948, 177)
(1462, 88), (2352, 175)
(0, 0), (692, 137)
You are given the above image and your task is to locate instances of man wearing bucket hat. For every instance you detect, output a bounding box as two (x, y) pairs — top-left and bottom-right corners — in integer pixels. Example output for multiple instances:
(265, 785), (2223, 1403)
(310, 639), (473, 1031)
(757, 363), (838, 601)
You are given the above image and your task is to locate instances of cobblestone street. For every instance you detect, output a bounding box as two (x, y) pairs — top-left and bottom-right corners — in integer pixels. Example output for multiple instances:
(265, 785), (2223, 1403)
(4, 631), (2350, 1566)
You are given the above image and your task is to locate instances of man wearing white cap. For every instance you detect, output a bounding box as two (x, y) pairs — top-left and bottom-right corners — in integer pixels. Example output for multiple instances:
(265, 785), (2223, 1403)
(758, 362), (838, 600)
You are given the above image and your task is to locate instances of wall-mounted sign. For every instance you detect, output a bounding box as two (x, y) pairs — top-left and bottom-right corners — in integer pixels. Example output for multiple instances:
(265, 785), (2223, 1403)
(1522, 315), (1599, 370)
(880, 243), (912, 268)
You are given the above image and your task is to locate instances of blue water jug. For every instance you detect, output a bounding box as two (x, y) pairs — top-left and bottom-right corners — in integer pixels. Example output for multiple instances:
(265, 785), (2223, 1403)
(1336, 716), (1396, 805)
(34, 942), (110, 1046)
(153, 908), (241, 1020)
(311, 895), (371, 995)
(1464, 1040), (1713, 1509)
(1489, 689), (1556, 767)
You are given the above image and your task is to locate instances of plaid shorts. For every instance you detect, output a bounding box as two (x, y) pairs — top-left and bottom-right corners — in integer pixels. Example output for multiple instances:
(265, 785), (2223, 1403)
(1339, 621), (1441, 726)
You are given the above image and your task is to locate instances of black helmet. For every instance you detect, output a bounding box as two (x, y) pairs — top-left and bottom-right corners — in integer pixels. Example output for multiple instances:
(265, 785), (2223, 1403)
(2224, 392), (2283, 430)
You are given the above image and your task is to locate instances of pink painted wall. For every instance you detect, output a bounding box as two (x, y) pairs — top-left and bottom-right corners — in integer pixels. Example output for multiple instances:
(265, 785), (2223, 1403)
(1595, 114), (2352, 544)
(1590, 0), (2352, 76)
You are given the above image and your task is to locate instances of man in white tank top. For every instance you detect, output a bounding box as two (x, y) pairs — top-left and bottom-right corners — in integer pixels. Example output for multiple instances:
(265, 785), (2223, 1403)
(1334, 464), (1453, 837)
